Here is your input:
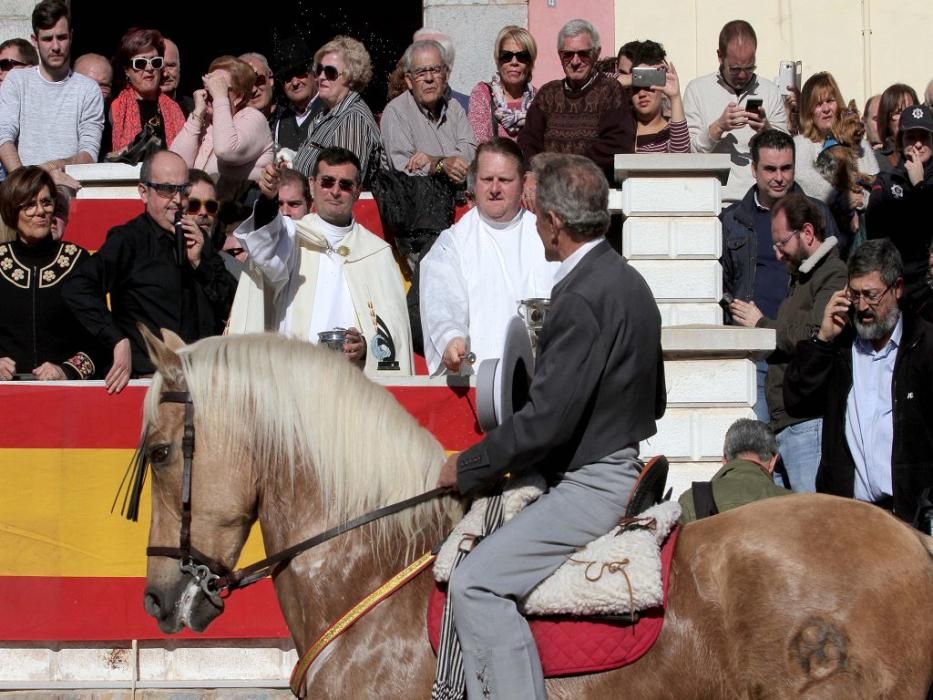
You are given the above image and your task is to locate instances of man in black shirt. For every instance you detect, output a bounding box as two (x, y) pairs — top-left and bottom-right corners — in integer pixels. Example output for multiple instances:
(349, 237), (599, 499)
(63, 150), (235, 393)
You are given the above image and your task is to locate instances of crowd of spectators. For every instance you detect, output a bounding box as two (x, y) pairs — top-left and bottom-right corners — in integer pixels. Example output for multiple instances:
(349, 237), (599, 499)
(1, 2), (931, 527)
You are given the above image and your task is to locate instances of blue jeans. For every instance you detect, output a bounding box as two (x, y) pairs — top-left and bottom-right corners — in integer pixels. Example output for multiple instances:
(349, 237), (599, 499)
(753, 360), (769, 423)
(775, 418), (822, 492)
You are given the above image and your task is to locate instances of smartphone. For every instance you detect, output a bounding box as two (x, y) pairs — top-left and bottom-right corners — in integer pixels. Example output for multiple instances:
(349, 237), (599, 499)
(718, 293), (735, 311)
(745, 98), (763, 114)
(632, 66), (666, 88)
(777, 60), (801, 96)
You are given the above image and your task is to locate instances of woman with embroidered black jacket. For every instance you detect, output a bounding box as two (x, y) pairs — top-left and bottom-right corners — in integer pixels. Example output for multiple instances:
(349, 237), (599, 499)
(866, 104), (933, 320)
(0, 167), (101, 380)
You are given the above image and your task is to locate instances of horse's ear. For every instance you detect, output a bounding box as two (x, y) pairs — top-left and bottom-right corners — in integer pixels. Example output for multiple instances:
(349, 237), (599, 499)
(138, 324), (185, 386)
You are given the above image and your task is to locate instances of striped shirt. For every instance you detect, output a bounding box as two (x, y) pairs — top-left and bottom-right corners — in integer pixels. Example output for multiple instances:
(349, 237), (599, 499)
(292, 91), (382, 188)
(634, 119), (690, 153)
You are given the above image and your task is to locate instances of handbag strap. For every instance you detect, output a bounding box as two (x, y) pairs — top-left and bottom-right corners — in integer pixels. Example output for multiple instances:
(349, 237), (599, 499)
(691, 481), (719, 520)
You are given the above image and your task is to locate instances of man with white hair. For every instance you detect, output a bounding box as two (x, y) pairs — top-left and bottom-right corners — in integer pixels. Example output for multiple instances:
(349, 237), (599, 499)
(517, 18), (634, 180)
(160, 38), (191, 115)
(240, 52), (275, 118)
(380, 39), (475, 180)
(412, 27), (469, 111)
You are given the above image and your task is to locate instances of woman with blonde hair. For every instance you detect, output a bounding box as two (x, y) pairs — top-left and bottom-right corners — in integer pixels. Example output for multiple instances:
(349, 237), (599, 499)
(468, 26), (537, 143)
(171, 55), (274, 192)
(292, 36), (381, 188)
(793, 71), (877, 203)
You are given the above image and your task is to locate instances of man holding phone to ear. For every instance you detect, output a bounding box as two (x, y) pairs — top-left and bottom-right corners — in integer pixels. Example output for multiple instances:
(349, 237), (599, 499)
(783, 239), (933, 527)
(683, 19), (788, 202)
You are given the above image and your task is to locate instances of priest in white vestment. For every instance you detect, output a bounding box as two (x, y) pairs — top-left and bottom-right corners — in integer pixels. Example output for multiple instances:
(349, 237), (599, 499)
(230, 147), (413, 376)
(420, 140), (559, 375)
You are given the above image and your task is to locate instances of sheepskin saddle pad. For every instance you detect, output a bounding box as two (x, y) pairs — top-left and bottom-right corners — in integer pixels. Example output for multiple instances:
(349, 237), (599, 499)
(427, 478), (681, 676)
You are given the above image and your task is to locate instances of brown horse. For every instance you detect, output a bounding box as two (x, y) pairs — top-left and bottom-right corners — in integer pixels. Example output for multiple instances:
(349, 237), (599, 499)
(139, 330), (933, 699)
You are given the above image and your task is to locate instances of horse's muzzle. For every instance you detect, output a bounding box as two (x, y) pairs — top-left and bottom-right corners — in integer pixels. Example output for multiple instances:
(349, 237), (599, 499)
(144, 579), (224, 634)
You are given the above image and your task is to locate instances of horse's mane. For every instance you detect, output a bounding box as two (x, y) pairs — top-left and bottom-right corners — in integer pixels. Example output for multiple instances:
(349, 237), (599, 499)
(143, 333), (459, 553)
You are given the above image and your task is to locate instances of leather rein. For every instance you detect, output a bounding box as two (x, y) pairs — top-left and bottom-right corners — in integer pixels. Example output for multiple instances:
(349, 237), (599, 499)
(147, 390), (448, 603)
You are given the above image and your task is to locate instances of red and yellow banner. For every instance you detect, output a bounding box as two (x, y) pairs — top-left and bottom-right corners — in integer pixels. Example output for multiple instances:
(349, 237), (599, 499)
(0, 383), (480, 641)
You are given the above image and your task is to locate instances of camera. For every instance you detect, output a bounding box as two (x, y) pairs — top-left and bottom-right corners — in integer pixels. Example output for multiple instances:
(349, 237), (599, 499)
(632, 67), (666, 88)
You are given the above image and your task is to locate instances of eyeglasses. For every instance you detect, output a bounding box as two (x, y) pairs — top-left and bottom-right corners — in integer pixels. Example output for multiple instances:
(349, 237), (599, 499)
(0, 58), (26, 72)
(846, 284), (894, 307)
(772, 229), (800, 252)
(409, 64), (445, 80)
(313, 64), (341, 81)
(498, 50), (532, 65)
(187, 197), (219, 215)
(143, 181), (191, 198)
(317, 175), (356, 192)
(20, 197), (55, 216)
(130, 56), (164, 71)
(253, 72), (271, 88)
(559, 49), (594, 63)
(726, 63), (756, 75)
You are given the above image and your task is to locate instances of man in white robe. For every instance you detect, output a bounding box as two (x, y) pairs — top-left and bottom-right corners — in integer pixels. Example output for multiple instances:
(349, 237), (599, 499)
(231, 146), (413, 376)
(420, 139), (559, 374)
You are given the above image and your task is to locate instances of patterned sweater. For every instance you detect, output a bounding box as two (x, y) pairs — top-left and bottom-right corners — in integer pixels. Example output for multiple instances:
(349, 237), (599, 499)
(517, 72), (635, 179)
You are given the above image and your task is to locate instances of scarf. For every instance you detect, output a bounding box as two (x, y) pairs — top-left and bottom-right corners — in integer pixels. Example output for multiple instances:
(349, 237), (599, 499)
(489, 73), (535, 135)
(110, 87), (186, 151)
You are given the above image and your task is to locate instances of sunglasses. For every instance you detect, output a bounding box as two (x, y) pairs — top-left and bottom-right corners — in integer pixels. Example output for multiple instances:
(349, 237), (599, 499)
(253, 73), (270, 88)
(559, 49), (594, 63)
(498, 50), (532, 65)
(187, 197), (219, 215)
(313, 64), (341, 81)
(224, 247), (246, 258)
(0, 58), (26, 72)
(143, 180), (191, 198)
(317, 175), (356, 192)
(130, 56), (164, 71)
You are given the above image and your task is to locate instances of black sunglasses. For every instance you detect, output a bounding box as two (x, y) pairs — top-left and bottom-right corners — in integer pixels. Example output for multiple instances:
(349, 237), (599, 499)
(317, 175), (356, 192)
(143, 180), (191, 198)
(313, 64), (340, 81)
(498, 50), (532, 65)
(0, 58), (26, 72)
(559, 49), (594, 62)
(187, 197), (219, 215)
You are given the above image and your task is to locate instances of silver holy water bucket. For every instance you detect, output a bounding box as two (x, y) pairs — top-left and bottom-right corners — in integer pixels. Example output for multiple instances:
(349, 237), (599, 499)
(517, 298), (551, 335)
(317, 328), (348, 352)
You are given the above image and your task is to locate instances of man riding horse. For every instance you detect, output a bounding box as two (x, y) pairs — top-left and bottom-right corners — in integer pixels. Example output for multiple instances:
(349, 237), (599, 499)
(437, 153), (666, 699)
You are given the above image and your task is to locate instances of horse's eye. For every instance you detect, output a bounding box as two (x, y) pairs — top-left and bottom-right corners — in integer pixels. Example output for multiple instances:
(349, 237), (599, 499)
(149, 444), (171, 465)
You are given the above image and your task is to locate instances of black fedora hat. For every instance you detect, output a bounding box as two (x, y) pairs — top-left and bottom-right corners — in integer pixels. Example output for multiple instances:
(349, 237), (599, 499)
(273, 36), (313, 79)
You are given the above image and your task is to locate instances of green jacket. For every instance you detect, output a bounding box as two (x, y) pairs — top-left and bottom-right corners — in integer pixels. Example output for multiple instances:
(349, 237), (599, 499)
(679, 458), (792, 523)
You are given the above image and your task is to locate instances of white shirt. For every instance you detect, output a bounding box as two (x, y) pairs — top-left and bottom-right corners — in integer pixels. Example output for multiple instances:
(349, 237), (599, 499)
(419, 207), (559, 373)
(845, 315), (902, 502)
(304, 218), (356, 341)
(553, 237), (605, 286)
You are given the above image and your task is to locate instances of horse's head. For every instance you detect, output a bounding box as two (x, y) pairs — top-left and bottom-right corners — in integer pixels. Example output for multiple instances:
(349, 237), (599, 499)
(139, 327), (258, 634)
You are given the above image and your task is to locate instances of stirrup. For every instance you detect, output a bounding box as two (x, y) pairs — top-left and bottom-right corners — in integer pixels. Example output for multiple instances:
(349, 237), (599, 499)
(624, 455), (669, 518)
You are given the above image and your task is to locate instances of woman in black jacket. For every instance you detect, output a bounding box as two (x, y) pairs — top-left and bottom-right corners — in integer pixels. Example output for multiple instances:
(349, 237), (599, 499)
(0, 167), (101, 380)
(866, 104), (933, 319)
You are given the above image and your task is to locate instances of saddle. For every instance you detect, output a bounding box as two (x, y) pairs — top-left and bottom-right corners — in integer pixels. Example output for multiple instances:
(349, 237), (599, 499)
(429, 455), (678, 677)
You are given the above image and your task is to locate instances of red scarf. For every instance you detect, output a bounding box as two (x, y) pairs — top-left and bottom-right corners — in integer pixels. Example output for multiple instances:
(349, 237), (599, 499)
(110, 87), (186, 152)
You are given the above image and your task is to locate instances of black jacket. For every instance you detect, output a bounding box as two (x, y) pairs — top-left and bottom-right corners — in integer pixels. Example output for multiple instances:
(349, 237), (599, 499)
(865, 158), (933, 316)
(456, 241), (666, 497)
(784, 313), (933, 522)
(0, 237), (103, 378)
(63, 213), (236, 374)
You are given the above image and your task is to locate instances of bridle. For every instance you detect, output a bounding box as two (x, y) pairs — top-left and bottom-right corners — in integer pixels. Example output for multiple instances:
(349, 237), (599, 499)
(139, 389), (447, 603)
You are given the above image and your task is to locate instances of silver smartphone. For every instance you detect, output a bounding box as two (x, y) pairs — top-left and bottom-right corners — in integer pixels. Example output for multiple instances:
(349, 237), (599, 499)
(631, 66), (666, 88)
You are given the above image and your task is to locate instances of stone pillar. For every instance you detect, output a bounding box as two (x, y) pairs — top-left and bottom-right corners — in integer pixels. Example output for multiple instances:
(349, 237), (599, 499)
(613, 154), (776, 496)
(0, 0), (33, 44)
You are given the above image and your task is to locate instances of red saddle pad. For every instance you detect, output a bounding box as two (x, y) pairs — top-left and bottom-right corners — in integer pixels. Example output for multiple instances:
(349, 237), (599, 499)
(427, 526), (680, 677)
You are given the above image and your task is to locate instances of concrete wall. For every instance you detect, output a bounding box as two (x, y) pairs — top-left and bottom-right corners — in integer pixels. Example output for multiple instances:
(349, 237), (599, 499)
(608, 0), (931, 108)
(422, 0), (933, 110)
(0, 0), (33, 43)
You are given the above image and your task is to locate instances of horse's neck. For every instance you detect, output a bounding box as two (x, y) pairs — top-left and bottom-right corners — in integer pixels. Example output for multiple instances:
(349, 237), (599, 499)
(258, 482), (447, 653)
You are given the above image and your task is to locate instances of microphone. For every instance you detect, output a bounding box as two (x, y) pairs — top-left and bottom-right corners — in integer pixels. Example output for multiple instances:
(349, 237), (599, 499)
(174, 211), (186, 266)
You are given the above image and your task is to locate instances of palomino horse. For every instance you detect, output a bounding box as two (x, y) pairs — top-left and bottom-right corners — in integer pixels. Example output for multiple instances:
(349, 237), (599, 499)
(138, 330), (933, 699)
